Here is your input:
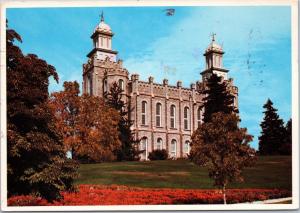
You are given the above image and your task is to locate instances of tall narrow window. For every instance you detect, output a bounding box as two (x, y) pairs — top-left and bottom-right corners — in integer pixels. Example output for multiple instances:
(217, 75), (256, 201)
(170, 139), (177, 158)
(184, 140), (190, 154)
(156, 138), (163, 150)
(89, 75), (93, 95)
(103, 79), (108, 94)
(170, 105), (176, 128)
(101, 37), (103, 47)
(197, 107), (202, 128)
(156, 103), (162, 127)
(118, 79), (124, 91)
(141, 101), (147, 125)
(184, 107), (189, 130)
(140, 137), (148, 160)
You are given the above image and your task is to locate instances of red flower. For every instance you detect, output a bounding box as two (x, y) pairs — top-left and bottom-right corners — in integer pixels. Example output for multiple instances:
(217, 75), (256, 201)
(7, 185), (291, 206)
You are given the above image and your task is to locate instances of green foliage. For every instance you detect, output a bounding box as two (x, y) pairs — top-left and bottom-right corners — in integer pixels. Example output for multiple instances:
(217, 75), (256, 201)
(258, 99), (287, 155)
(190, 112), (256, 204)
(148, 149), (169, 161)
(202, 74), (238, 123)
(105, 82), (141, 161)
(7, 24), (78, 202)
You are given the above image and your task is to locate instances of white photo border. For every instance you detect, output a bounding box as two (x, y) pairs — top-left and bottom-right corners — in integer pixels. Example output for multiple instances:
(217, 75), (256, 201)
(0, 0), (298, 211)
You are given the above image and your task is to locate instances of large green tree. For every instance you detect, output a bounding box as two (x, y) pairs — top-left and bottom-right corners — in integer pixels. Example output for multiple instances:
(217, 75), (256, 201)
(202, 74), (238, 123)
(105, 82), (141, 161)
(7, 23), (78, 201)
(190, 112), (256, 204)
(258, 99), (286, 155)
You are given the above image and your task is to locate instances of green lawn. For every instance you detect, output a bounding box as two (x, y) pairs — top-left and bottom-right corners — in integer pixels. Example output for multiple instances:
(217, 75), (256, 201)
(75, 156), (291, 190)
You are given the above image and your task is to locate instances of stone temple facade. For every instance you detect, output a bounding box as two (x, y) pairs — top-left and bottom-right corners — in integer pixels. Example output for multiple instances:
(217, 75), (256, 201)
(82, 14), (238, 160)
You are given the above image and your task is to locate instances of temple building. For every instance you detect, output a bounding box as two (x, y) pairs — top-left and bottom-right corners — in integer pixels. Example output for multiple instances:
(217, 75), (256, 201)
(82, 14), (238, 160)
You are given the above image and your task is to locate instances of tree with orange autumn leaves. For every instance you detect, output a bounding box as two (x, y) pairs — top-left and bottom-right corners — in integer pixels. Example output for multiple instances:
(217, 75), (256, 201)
(49, 82), (121, 163)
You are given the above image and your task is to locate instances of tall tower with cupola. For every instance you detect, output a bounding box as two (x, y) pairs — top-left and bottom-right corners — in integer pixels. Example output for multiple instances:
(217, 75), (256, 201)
(88, 12), (118, 62)
(83, 12), (129, 97)
(201, 34), (229, 82)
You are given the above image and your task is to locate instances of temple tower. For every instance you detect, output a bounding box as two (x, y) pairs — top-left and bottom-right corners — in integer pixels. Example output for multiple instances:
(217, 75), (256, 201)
(83, 12), (129, 97)
(201, 34), (229, 82)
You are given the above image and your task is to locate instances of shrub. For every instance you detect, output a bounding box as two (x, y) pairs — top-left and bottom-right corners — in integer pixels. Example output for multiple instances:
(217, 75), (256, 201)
(148, 149), (168, 160)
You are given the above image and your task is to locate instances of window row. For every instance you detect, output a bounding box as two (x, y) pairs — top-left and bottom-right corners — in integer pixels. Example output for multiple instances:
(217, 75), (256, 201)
(139, 137), (190, 159)
(141, 101), (203, 130)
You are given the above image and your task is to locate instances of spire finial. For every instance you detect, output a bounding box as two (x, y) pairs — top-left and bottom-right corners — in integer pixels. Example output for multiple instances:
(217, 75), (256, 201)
(211, 32), (216, 42)
(101, 11), (104, 22)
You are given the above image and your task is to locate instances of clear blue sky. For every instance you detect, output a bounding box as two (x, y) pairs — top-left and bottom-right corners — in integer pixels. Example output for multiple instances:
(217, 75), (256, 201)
(7, 6), (291, 149)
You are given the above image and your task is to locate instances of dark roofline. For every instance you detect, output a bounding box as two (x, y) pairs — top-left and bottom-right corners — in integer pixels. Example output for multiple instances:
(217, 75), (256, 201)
(200, 67), (229, 75)
(87, 48), (118, 58)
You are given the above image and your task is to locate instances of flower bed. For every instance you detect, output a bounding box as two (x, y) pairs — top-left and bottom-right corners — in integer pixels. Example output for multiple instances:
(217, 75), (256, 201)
(8, 185), (291, 206)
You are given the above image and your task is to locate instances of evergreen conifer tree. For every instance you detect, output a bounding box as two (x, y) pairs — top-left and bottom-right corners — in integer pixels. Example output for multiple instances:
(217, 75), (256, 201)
(258, 99), (286, 155)
(279, 118), (292, 155)
(105, 82), (141, 161)
(202, 74), (238, 123)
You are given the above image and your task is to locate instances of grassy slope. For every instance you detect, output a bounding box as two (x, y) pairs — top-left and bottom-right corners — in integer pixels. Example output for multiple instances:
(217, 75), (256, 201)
(75, 156), (291, 190)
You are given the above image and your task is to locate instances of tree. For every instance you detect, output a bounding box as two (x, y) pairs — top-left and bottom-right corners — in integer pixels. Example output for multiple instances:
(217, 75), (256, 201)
(258, 99), (286, 155)
(202, 74), (238, 123)
(190, 112), (256, 204)
(7, 23), (78, 201)
(105, 82), (141, 161)
(279, 118), (292, 155)
(49, 81), (80, 158)
(50, 85), (121, 163)
(74, 95), (121, 162)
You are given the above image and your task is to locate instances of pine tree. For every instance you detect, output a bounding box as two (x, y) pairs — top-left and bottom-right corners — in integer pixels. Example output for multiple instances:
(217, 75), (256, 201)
(279, 119), (292, 155)
(105, 82), (141, 161)
(202, 74), (238, 123)
(7, 22), (78, 201)
(258, 99), (286, 155)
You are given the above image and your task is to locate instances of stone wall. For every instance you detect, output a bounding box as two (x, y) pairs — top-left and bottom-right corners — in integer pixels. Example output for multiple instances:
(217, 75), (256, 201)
(129, 75), (204, 159)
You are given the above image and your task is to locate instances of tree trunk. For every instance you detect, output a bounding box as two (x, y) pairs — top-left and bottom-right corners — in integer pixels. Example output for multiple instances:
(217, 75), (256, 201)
(222, 184), (227, 204)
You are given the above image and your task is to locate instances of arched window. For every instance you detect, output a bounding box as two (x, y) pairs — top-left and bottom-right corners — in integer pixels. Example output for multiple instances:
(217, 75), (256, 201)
(156, 138), (163, 150)
(118, 79), (124, 91)
(141, 101), (147, 125)
(170, 105), (176, 128)
(197, 107), (202, 128)
(184, 140), (190, 154)
(170, 139), (177, 158)
(103, 79), (108, 94)
(184, 107), (189, 130)
(156, 103), (162, 127)
(140, 137), (148, 160)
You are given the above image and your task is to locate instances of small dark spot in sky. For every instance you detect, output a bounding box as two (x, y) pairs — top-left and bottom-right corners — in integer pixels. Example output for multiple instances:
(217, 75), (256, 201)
(164, 9), (175, 16)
